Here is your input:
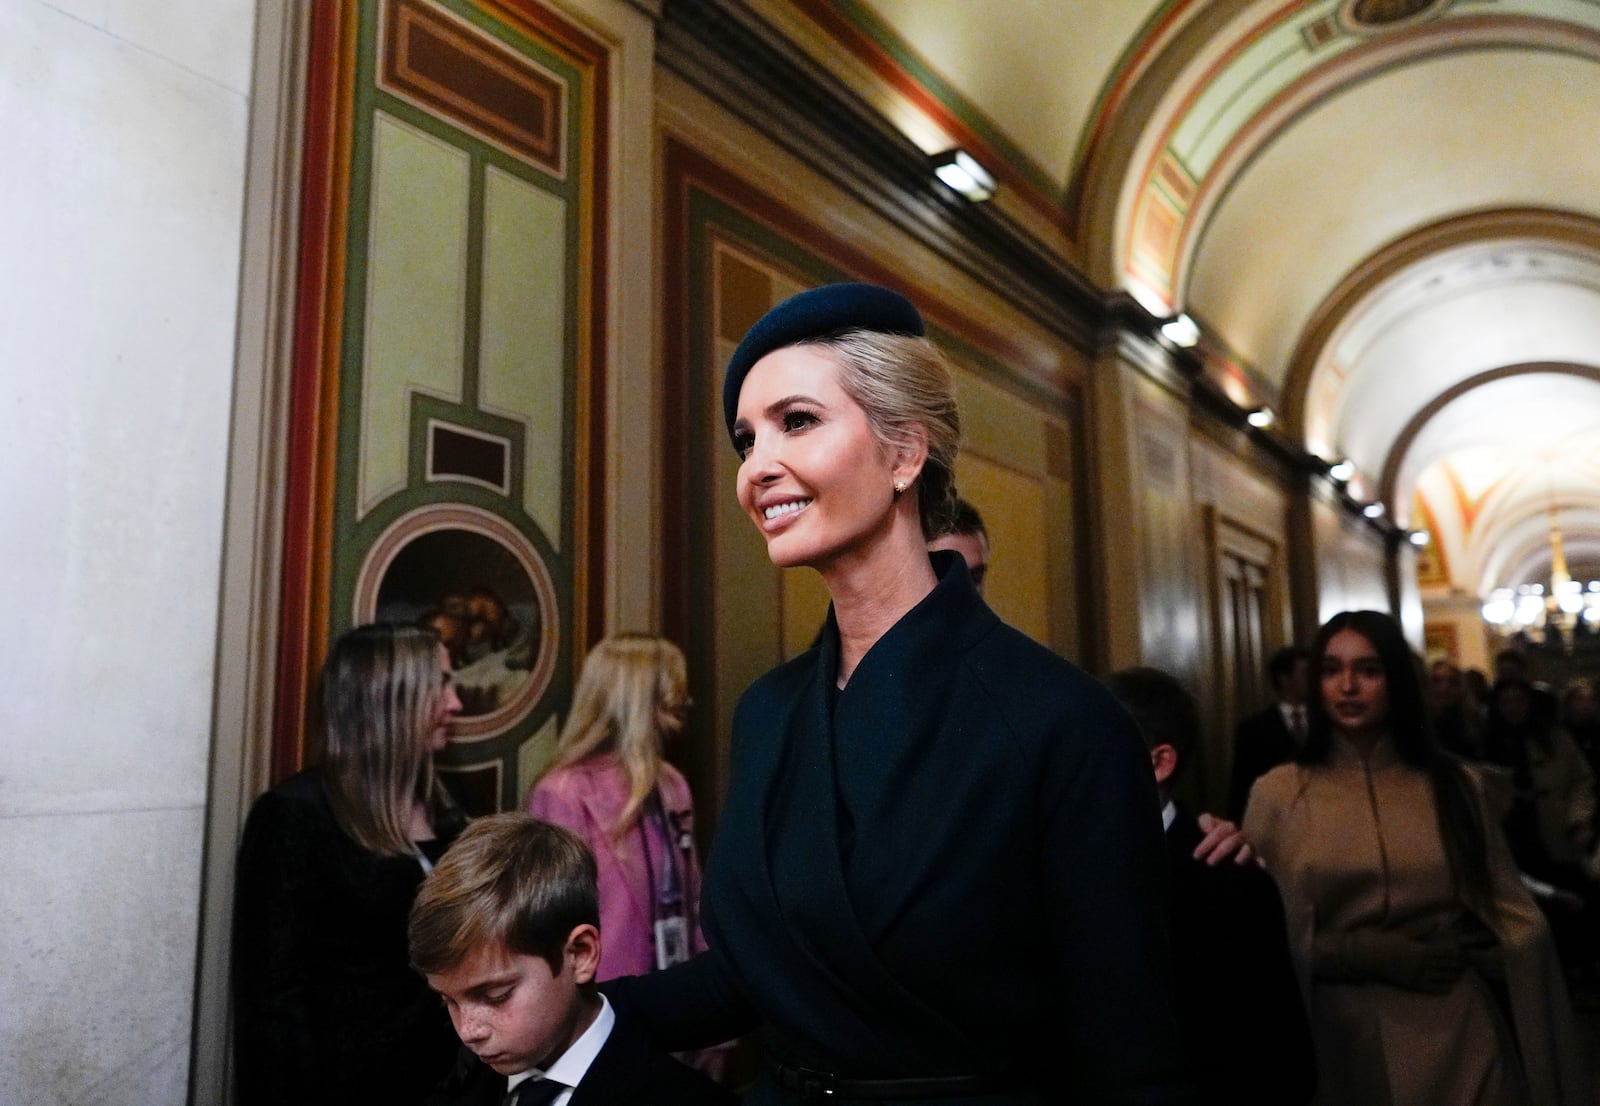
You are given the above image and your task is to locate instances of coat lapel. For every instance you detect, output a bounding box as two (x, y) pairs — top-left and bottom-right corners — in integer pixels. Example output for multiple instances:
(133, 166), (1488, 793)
(759, 557), (986, 1057)
(565, 1016), (649, 1106)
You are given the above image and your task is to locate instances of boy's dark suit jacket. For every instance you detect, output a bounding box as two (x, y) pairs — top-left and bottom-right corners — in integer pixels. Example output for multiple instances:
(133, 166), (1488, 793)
(1227, 706), (1297, 820)
(422, 1013), (737, 1106)
(1165, 805), (1316, 1106)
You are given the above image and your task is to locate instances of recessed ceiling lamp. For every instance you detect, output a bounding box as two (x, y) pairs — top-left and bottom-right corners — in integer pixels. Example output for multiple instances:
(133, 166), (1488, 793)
(932, 149), (995, 202)
(1159, 313), (1200, 348)
(1328, 459), (1356, 482)
(1408, 529), (1431, 547)
(1362, 502), (1386, 519)
(1246, 407), (1275, 429)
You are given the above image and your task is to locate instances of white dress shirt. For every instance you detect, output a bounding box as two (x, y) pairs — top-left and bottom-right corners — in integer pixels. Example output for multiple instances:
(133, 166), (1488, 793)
(1279, 701), (1307, 742)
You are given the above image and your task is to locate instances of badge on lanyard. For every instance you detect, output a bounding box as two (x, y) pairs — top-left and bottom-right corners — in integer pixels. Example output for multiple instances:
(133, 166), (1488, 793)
(654, 915), (690, 970)
(644, 792), (692, 969)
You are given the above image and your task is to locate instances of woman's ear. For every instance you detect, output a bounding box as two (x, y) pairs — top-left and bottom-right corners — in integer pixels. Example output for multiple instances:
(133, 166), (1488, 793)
(890, 422), (929, 489)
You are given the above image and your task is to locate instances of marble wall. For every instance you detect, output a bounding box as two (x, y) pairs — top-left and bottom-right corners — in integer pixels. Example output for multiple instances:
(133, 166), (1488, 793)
(0, 0), (256, 1100)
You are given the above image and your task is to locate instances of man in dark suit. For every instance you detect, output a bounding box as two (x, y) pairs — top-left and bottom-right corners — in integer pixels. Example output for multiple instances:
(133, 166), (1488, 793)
(409, 814), (735, 1106)
(927, 496), (991, 593)
(1227, 645), (1311, 820)
(1107, 667), (1316, 1106)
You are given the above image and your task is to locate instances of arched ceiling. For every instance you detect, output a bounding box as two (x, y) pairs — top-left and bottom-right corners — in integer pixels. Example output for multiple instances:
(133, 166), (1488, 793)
(846, 0), (1600, 601)
(1192, 52), (1600, 382)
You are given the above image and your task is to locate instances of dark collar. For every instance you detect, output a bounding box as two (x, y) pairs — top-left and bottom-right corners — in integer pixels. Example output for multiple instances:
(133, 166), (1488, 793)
(816, 549), (994, 689)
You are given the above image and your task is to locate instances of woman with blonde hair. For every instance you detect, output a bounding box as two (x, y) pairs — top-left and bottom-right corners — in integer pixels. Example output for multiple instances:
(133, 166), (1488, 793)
(233, 622), (467, 1106)
(527, 634), (709, 982)
(605, 283), (1188, 1104)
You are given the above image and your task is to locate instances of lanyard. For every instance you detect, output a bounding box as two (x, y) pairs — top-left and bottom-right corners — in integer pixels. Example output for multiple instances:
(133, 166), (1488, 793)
(637, 790), (684, 916)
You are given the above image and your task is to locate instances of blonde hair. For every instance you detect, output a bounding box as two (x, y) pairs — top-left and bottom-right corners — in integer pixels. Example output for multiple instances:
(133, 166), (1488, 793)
(320, 623), (449, 856)
(409, 812), (598, 976)
(807, 331), (962, 538)
(536, 635), (688, 839)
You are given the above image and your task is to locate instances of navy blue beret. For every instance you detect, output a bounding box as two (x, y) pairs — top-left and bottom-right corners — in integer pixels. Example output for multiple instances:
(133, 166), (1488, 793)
(722, 282), (924, 447)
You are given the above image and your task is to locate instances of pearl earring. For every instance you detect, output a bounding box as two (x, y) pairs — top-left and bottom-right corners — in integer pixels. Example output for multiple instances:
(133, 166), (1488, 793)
(893, 480), (908, 495)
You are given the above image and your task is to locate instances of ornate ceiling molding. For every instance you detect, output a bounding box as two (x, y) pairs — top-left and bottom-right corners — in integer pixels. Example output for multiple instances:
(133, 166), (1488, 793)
(1280, 206), (1600, 440)
(655, 0), (1105, 347)
(1083, 3), (1600, 315)
(1377, 362), (1600, 508)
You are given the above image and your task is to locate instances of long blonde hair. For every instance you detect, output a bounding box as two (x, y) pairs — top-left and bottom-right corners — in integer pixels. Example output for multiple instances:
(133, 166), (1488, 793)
(321, 623), (448, 856)
(539, 635), (688, 838)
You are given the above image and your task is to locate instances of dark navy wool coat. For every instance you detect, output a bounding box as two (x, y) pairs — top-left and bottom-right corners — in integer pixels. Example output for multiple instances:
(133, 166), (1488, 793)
(611, 553), (1192, 1105)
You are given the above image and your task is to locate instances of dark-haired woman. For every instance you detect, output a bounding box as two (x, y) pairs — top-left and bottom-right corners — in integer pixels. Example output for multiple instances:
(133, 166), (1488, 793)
(233, 623), (468, 1106)
(1244, 610), (1586, 1105)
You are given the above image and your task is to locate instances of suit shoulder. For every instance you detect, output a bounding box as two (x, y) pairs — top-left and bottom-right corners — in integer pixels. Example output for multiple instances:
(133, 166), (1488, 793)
(529, 761), (592, 797)
(1251, 760), (1305, 799)
(637, 1053), (738, 1106)
(242, 769), (331, 831)
(732, 649), (816, 719)
(585, 1015), (737, 1106)
(1242, 762), (1311, 843)
(967, 621), (1136, 735)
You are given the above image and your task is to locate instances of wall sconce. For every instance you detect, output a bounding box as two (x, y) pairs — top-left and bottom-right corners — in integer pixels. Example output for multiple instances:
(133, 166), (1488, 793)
(1362, 502), (1386, 519)
(1246, 407), (1275, 429)
(932, 149), (996, 202)
(1159, 313), (1200, 348)
(1328, 458), (1356, 482)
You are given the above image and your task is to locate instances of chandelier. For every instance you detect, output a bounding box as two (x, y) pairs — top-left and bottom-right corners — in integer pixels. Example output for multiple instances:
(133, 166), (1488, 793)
(1481, 506), (1600, 637)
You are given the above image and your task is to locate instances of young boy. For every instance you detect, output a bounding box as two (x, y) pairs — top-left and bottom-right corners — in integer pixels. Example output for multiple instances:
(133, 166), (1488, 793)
(409, 813), (736, 1106)
(1105, 667), (1316, 1106)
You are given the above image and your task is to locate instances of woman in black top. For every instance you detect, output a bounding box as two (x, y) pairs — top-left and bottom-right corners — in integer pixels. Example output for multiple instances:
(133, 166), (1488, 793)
(233, 623), (467, 1105)
(610, 284), (1188, 1104)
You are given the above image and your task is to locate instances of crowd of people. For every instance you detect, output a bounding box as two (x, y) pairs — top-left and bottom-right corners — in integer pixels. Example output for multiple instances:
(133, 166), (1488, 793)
(230, 283), (1595, 1106)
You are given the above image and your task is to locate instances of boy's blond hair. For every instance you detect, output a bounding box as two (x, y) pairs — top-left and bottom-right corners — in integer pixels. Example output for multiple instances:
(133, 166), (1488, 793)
(409, 813), (599, 975)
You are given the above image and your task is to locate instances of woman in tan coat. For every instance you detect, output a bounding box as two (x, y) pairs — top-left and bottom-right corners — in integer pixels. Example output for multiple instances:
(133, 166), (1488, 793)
(1244, 610), (1587, 1106)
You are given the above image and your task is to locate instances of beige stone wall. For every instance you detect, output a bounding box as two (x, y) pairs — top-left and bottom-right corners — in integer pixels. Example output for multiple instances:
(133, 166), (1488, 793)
(0, 0), (257, 1101)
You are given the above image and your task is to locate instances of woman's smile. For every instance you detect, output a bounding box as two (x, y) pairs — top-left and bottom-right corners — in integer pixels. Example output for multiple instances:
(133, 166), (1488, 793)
(760, 497), (813, 526)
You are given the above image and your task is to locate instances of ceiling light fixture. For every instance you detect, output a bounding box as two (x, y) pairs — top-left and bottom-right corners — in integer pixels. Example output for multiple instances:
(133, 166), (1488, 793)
(1328, 459), (1356, 482)
(932, 149), (995, 202)
(1246, 407), (1275, 429)
(1159, 313), (1200, 348)
(1408, 529), (1431, 547)
(1362, 502), (1386, 519)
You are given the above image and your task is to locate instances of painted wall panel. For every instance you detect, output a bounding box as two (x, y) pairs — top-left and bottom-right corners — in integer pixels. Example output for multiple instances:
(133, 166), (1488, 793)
(1134, 383), (1202, 680)
(281, 0), (611, 813)
(960, 452), (1049, 643)
(957, 371), (1047, 476)
(360, 112), (469, 515)
(480, 164), (567, 545)
(1314, 495), (1390, 621)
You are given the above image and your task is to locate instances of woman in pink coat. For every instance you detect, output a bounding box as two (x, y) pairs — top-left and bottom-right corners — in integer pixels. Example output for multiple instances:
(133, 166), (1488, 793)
(526, 634), (727, 1073)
